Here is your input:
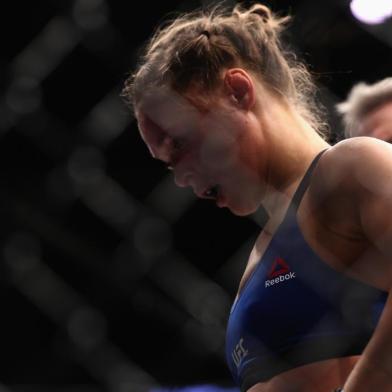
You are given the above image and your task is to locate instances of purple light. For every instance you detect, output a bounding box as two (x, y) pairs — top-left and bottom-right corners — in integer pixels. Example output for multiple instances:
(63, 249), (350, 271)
(350, 0), (392, 24)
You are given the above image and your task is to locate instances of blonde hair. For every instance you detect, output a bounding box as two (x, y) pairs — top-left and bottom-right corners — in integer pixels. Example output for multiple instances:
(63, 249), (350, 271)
(337, 77), (392, 138)
(122, 2), (328, 137)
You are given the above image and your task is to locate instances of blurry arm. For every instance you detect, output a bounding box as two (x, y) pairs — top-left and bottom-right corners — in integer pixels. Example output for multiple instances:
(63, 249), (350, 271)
(339, 138), (392, 391)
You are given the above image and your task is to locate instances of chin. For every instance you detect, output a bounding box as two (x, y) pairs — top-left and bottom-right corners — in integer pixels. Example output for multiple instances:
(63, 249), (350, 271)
(228, 203), (258, 217)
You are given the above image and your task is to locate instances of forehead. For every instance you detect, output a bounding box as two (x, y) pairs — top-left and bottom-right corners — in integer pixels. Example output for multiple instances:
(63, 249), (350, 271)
(136, 87), (203, 130)
(136, 87), (208, 158)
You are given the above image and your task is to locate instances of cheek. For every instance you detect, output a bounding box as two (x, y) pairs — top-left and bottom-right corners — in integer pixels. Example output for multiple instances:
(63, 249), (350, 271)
(199, 132), (240, 172)
(198, 111), (246, 171)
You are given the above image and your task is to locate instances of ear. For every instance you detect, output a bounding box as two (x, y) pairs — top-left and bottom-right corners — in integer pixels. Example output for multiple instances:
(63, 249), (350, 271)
(224, 68), (255, 111)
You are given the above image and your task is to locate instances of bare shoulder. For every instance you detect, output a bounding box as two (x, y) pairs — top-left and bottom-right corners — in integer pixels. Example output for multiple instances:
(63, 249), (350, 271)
(311, 137), (392, 200)
(300, 137), (392, 243)
(315, 138), (392, 289)
(325, 136), (392, 170)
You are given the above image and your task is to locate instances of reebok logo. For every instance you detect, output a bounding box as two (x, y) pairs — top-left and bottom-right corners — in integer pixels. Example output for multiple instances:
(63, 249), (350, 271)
(265, 257), (296, 288)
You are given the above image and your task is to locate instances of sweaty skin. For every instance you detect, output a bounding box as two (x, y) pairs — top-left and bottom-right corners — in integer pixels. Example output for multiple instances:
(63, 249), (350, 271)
(135, 68), (392, 392)
(240, 138), (392, 392)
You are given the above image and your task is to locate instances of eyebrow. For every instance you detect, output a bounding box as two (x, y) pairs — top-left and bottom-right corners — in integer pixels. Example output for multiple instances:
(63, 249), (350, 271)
(139, 113), (174, 163)
(141, 113), (167, 146)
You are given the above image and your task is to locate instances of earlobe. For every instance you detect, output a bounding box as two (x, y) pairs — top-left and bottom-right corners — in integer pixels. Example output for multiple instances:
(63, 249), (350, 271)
(224, 69), (255, 111)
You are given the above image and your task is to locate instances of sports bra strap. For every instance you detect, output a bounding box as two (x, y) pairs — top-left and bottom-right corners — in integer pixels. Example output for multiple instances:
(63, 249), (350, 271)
(290, 148), (329, 210)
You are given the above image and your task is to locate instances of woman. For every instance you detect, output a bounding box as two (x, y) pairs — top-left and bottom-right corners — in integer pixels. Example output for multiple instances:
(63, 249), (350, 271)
(122, 3), (392, 391)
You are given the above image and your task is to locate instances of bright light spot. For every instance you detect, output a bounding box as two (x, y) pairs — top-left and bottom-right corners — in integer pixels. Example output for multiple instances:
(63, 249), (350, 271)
(350, 0), (392, 24)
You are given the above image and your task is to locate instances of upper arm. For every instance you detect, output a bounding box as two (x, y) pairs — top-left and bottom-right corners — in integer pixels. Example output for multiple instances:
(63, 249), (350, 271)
(314, 137), (392, 289)
(349, 138), (392, 258)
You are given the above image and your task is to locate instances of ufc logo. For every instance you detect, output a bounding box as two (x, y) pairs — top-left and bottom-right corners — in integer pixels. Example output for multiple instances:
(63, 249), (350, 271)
(232, 338), (248, 368)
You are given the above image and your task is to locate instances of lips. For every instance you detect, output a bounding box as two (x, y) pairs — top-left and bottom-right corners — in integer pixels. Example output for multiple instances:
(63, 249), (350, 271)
(202, 185), (220, 199)
(199, 185), (227, 207)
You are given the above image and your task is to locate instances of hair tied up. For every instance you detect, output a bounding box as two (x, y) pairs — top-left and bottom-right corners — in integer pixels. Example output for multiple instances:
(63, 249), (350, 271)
(249, 4), (272, 22)
(200, 30), (210, 39)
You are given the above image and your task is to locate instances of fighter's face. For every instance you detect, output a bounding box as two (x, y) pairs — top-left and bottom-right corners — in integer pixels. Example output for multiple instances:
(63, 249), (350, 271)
(136, 87), (266, 216)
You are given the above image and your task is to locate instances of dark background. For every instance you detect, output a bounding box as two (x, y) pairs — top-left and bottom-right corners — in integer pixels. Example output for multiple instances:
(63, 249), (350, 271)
(1, 0), (391, 391)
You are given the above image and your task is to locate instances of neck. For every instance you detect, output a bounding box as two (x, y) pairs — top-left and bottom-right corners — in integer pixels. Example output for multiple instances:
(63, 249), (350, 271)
(260, 107), (330, 218)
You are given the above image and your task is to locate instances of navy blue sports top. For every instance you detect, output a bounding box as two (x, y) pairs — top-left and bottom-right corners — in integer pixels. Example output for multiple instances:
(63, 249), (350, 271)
(225, 149), (387, 391)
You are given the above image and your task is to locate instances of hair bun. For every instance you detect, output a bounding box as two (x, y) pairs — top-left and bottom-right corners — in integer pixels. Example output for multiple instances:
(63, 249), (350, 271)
(248, 4), (272, 22)
(232, 3), (291, 39)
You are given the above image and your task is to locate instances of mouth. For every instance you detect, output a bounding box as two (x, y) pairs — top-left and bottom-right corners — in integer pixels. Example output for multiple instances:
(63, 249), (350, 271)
(202, 185), (226, 207)
(203, 185), (219, 199)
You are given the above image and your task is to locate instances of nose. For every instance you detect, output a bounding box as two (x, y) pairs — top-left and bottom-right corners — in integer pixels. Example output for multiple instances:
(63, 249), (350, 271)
(173, 166), (194, 188)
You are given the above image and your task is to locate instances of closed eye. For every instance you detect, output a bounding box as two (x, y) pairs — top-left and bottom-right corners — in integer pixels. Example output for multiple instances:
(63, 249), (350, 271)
(172, 137), (186, 151)
(167, 136), (188, 167)
(158, 138), (184, 171)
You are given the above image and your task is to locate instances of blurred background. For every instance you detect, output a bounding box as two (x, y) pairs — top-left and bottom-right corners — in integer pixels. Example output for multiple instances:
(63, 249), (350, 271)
(1, 0), (391, 391)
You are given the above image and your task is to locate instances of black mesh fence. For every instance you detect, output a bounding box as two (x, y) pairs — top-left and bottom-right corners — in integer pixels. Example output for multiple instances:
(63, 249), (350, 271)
(1, 0), (391, 391)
